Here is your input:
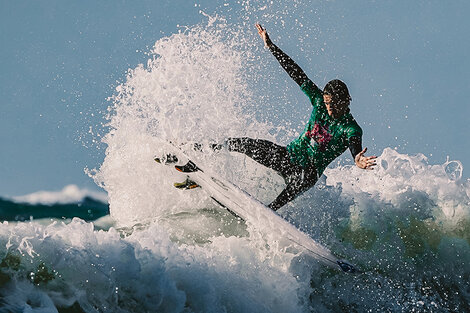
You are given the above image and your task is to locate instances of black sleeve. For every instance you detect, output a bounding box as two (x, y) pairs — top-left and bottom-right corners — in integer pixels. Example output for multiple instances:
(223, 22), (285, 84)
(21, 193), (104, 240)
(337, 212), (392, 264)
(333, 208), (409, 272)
(348, 136), (362, 159)
(268, 43), (309, 87)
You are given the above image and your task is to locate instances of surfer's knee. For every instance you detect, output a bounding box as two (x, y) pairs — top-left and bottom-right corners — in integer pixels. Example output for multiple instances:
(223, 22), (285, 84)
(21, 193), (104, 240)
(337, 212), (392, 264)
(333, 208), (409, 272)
(268, 202), (280, 211)
(226, 137), (251, 152)
(269, 183), (301, 211)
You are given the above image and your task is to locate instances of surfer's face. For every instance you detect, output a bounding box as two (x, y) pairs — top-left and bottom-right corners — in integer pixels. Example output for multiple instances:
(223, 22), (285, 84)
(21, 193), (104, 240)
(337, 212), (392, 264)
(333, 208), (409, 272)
(323, 94), (349, 118)
(323, 94), (334, 116)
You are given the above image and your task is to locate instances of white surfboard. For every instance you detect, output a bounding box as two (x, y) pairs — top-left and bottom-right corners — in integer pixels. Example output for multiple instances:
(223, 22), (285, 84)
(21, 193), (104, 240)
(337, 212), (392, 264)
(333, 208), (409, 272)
(155, 148), (359, 273)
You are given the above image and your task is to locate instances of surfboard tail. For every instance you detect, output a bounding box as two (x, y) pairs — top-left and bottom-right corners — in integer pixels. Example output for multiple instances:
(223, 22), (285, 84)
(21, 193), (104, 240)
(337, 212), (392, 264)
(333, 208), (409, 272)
(337, 260), (361, 274)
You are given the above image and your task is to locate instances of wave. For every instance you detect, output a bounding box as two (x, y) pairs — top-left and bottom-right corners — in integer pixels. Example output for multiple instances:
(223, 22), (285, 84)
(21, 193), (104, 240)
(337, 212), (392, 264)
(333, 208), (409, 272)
(1, 147), (468, 312)
(0, 185), (108, 222)
(12, 185), (108, 206)
(88, 15), (468, 312)
(1, 16), (469, 313)
(0, 196), (109, 222)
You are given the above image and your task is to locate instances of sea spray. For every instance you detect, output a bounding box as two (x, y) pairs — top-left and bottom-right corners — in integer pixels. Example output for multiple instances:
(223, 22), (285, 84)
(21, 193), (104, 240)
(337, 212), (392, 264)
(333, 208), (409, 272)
(87, 15), (470, 311)
(92, 17), (282, 226)
(0, 218), (305, 312)
(285, 148), (470, 311)
(2, 14), (468, 312)
(1, 151), (469, 311)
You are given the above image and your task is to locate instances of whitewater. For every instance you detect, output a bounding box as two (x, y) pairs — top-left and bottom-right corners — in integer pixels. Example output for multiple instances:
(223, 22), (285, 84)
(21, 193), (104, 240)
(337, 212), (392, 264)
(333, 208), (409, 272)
(1, 18), (469, 313)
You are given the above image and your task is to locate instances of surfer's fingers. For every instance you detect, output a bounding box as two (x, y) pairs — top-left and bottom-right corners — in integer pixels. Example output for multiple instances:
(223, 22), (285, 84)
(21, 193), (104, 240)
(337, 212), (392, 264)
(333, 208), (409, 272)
(365, 159), (377, 168)
(357, 147), (367, 158)
(366, 160), (377, 169)
(257, 25), (268, 38)
(355, 149), (366, 162)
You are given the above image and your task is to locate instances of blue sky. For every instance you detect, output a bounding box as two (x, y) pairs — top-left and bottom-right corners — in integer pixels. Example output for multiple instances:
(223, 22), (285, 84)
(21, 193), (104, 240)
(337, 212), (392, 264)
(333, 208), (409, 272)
(1, 0), (469, 197)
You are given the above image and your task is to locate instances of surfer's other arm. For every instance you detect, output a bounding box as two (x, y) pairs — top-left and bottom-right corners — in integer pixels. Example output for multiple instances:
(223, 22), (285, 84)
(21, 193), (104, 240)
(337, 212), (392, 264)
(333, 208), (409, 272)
(349, 136), (377, 170)
(255, 23), (308, 87)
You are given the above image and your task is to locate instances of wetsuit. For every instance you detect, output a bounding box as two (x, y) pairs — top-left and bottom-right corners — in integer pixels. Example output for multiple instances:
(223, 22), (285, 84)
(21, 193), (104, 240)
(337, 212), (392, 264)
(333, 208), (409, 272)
(228, 42), (363, 210)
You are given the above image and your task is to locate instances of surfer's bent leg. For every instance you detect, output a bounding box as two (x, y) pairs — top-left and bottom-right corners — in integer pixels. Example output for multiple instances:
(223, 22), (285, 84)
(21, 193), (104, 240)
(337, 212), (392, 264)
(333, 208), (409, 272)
(226, 137), (290, 173)
(268, 166), (318, 211)
(226, 137), (318, 210)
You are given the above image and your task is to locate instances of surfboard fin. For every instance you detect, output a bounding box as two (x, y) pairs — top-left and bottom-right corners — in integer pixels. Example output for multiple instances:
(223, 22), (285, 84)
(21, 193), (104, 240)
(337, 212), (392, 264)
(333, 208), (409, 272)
(175, 160), (201, 173)
(174, 178), (200, 190)
(154, 154), (179, 165)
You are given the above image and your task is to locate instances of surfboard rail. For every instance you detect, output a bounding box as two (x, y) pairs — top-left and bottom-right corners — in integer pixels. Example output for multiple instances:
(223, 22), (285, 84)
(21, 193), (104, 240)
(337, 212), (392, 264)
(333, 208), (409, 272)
(156, 146), (360, 274)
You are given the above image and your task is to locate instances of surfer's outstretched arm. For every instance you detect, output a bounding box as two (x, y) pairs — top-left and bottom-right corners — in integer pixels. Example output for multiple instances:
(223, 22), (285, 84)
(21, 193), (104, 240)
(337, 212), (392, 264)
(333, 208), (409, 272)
(256, 23), (309, 87)
(348, 137), (377, 170)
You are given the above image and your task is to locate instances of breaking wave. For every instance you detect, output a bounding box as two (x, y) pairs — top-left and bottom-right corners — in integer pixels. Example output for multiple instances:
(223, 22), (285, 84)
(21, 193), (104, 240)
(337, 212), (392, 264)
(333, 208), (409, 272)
(1, 16), (468, 313)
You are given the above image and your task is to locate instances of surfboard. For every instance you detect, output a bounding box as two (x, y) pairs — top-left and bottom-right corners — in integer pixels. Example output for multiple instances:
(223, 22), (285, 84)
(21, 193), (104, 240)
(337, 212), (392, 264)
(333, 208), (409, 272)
(155, 147), (359, 273)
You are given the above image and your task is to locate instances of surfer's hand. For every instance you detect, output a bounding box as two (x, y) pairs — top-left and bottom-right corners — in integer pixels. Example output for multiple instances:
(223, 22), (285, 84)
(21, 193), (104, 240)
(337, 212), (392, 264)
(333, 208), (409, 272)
(255, 23), (272, 48)
(355, 148), (377, 170)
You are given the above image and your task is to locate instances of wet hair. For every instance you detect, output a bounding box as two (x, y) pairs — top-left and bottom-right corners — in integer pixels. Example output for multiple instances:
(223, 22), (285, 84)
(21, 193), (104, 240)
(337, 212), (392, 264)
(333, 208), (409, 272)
(323, 79), (352, 104)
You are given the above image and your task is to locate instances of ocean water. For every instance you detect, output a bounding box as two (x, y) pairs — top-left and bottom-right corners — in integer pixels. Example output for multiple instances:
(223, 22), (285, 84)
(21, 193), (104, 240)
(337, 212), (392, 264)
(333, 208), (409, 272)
(1, 17), (469, 313)
(0, 185), (109, 223)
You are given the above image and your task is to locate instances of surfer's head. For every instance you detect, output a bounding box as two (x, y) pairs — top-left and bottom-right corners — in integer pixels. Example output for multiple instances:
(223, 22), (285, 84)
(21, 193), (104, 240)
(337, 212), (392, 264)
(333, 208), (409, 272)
(323, 79), (351, 119)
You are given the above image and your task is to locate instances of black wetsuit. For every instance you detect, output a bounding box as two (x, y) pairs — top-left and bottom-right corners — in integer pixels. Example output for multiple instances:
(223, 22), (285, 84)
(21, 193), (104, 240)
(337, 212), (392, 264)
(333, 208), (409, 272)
(226, 137), (318, 210)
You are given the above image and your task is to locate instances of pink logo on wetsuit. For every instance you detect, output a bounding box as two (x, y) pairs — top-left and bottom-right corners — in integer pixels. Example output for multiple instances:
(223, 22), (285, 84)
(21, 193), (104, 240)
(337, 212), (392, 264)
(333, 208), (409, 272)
(306, 123), (332, 151)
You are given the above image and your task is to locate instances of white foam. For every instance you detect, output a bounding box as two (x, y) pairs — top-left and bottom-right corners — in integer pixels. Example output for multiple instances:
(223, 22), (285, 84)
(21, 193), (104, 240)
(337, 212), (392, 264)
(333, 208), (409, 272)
(76, 15), (470, 312)
(325, 148), (470, 227)
(0, 219), (306, 312)
(92, 16), (279, 226)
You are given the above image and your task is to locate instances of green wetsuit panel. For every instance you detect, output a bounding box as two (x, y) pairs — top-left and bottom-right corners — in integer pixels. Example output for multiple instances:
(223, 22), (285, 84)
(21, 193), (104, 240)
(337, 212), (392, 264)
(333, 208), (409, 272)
(286, 80), (363, 175)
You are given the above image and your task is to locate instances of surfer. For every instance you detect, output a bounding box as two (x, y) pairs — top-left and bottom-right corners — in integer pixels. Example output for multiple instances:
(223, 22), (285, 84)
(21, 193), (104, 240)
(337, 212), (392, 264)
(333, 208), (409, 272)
(225, 24), (377, 211)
